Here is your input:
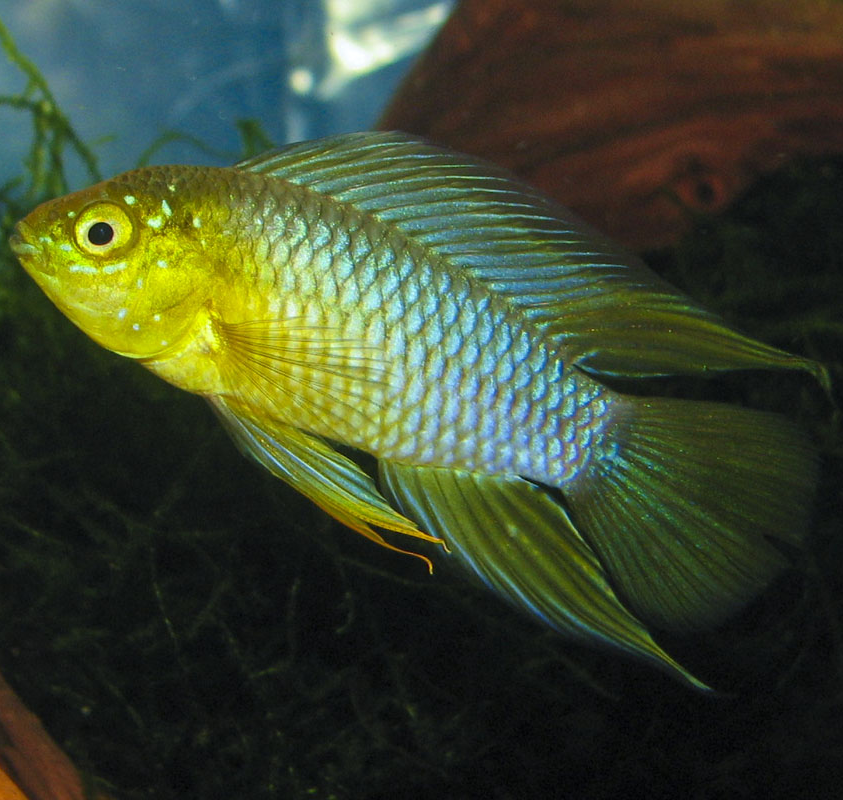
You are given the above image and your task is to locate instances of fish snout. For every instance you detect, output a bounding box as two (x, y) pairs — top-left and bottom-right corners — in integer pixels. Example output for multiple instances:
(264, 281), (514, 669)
(9, 221), (55, 276)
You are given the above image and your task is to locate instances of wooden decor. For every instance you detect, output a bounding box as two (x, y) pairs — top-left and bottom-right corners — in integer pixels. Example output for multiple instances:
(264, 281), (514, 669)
(380, 0), (843, 249)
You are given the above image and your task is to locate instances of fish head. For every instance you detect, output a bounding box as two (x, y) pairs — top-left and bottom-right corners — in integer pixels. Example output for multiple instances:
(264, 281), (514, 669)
(10, 167), (216, 359)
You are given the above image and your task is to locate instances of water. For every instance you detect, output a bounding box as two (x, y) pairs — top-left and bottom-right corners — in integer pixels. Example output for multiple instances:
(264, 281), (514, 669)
(0, 0), (452, 184)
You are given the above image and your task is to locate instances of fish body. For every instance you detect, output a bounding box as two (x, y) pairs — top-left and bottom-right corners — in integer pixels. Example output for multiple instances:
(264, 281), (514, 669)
(11, 132), (825, 689)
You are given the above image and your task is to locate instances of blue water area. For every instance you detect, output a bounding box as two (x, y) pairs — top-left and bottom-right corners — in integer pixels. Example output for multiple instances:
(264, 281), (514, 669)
(0, 0), (452, 185)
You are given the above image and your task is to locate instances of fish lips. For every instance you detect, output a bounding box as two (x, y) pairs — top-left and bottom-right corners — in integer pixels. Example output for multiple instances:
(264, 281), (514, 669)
(9, 221), (56, 277)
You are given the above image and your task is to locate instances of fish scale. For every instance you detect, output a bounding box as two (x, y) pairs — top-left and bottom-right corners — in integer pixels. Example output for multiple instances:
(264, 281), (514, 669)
(240, 174), (601, 483)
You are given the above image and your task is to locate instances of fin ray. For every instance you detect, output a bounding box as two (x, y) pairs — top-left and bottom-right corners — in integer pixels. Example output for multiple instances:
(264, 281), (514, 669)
(220, 317), (390, 438)
(565, 396), (817, 632)
(213, 398), (442, 569)
(237, 131), (825, 385)
(379, 461), (709, 689)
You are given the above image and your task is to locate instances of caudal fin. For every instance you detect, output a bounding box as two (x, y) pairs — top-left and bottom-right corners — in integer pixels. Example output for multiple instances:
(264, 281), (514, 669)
(564, 395), (817, 633)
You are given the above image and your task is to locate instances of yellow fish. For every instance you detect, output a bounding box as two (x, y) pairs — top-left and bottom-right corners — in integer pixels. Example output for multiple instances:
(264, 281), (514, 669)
(10, 132), (824, 690)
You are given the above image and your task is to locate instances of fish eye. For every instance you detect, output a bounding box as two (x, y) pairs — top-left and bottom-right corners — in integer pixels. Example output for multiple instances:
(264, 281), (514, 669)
(74, 201), (136, 256)
(87, 221), (114, 245)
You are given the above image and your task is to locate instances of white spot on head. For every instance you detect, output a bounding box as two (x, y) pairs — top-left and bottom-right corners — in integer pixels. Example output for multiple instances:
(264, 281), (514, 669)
(157, 259), (168, 268)
(123, 195), (137, 205)
(168, 184), (176, 193)
(160, 340), (169, 347)
(146, 215), (164, 229)
(103, 261), (127, 274)
(136, 277), (144, 288)
(68, 264), (97, 274)
(161, 199), (172, 217)
(59, 243), (72, 252)
(117, 307), (128, 320)
(132, 323), (140, 331)
(192, 216), (202, 228)
(66, 211), (76, 219)
(38, 235), (53, 244)
(152, 313), (161, 322)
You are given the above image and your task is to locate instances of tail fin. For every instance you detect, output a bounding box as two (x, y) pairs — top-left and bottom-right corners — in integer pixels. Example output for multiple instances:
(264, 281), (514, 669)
(564, 395), (817, 633)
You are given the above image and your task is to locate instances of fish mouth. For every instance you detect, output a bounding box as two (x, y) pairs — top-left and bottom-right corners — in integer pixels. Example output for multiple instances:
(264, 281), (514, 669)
(9, 222), (55, 276)
(8, 231), (37, 257)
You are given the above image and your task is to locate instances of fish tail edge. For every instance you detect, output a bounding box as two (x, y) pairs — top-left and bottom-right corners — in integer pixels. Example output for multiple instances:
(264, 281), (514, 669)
(563, 394), (818, 633)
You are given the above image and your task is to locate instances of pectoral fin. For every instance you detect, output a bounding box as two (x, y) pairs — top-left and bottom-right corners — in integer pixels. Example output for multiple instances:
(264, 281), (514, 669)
(218, 316), (391, 439)
(212, 397), (443, 570)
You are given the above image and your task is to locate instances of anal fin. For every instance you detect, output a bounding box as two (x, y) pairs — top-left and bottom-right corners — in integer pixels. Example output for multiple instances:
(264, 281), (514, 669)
(379, 461), (710, 690)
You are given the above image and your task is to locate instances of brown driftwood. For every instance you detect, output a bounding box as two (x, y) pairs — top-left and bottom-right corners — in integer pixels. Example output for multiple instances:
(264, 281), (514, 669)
(0, 670), (107, 800)
(380, 0), (843, 249)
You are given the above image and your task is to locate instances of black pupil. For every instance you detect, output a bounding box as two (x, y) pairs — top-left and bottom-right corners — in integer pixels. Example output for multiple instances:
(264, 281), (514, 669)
(88, 221), (114, 246)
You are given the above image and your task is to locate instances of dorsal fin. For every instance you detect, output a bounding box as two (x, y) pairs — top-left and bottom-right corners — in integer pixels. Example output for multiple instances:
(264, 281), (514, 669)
(237, 132), (825, 384)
